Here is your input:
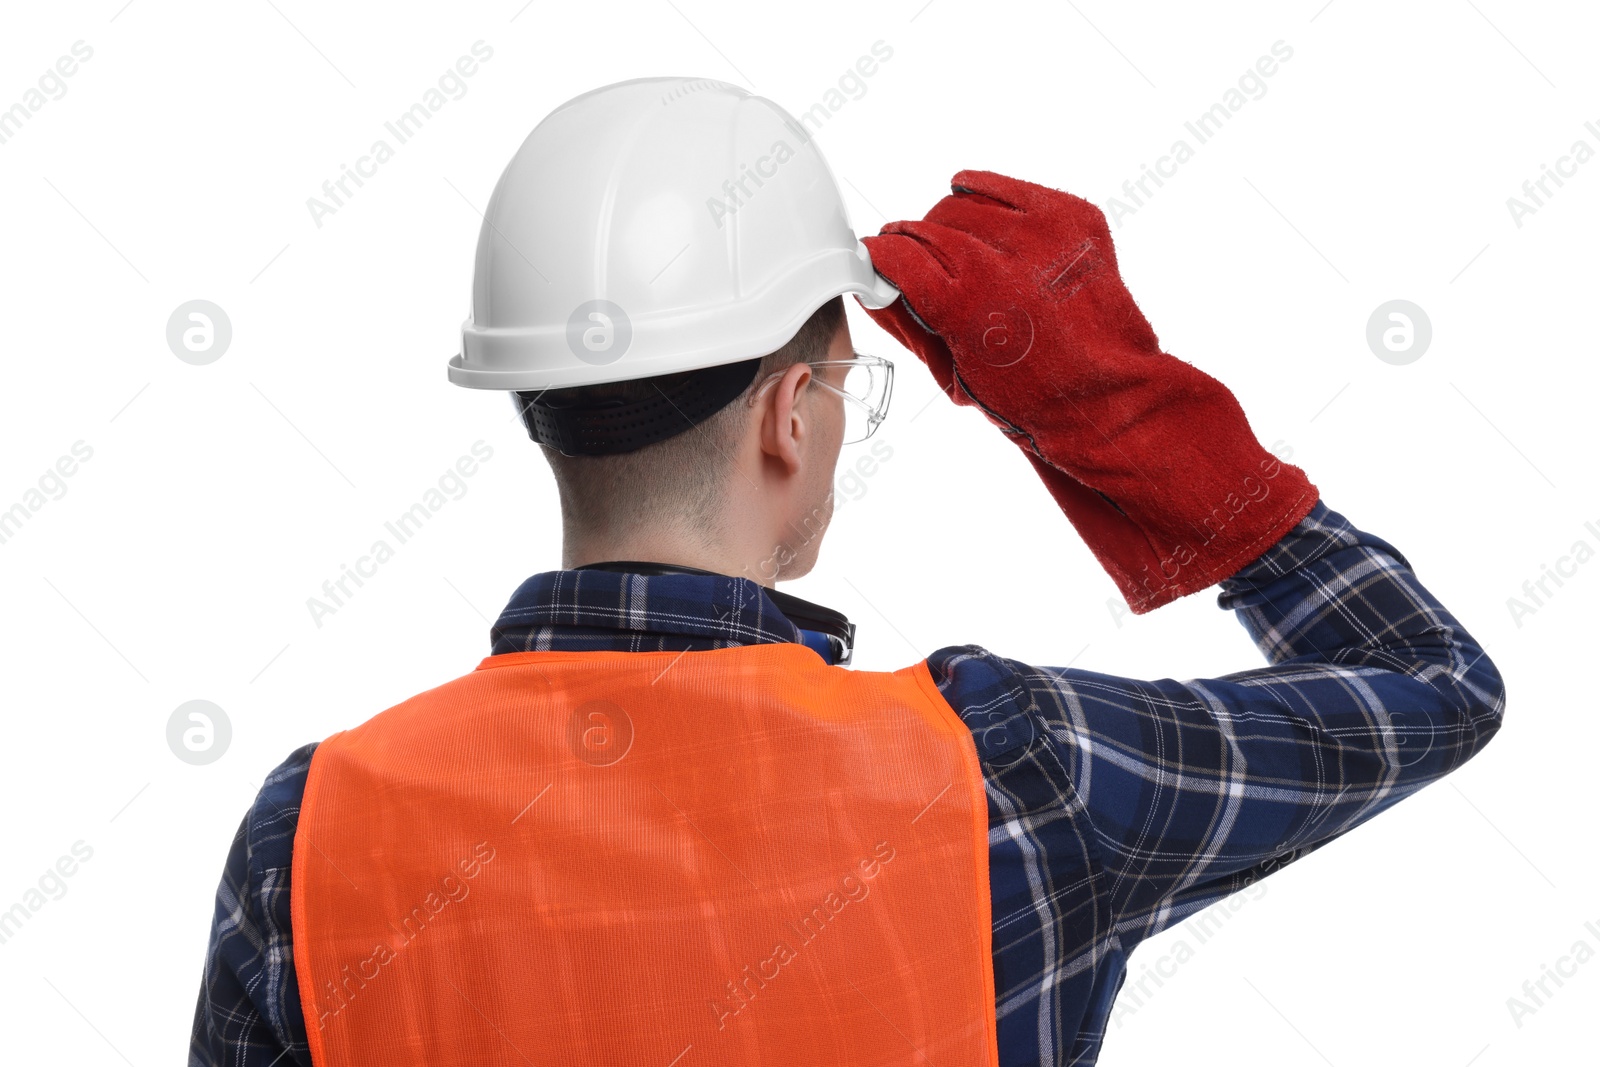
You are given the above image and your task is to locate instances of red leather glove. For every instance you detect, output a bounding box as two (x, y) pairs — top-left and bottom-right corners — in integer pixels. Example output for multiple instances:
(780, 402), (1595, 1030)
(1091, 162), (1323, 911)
(862, 170), (1318, 613)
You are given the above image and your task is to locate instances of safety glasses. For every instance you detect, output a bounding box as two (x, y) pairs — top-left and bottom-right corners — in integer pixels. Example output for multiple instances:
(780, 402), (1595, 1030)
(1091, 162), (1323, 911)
(749, 352), (895, 444)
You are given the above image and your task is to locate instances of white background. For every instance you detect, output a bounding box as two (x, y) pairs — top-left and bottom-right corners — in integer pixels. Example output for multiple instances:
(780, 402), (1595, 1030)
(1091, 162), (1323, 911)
(1, 1), (1595, 1063)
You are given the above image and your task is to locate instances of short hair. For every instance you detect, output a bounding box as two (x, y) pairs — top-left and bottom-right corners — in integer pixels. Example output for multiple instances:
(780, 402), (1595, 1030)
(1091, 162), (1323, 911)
(535, 296), (846, 537)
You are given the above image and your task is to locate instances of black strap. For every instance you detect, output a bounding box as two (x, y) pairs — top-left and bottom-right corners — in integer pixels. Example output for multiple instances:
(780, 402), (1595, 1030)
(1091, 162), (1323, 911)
(514, 357), (763, 457)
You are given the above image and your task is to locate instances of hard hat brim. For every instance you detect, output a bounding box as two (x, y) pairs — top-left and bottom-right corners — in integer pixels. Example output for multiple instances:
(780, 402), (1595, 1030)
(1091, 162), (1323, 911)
(450, 246), (901, 392)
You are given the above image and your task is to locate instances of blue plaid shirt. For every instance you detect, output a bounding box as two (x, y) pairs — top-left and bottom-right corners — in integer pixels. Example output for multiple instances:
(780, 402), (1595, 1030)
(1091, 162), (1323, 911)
(190, 500), (1505, 1066)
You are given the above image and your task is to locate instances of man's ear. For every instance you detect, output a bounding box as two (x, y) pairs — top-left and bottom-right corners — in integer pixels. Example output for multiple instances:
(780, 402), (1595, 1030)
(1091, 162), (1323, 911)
(758, 361), (816, 475)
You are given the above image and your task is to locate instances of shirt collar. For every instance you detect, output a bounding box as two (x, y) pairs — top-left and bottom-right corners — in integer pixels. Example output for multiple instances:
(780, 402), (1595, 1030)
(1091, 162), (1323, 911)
(489, 564), (855, 665)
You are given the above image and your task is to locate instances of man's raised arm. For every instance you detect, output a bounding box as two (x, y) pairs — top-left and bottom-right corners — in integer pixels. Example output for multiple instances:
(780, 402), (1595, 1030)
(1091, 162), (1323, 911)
(862, 170), (1505, 946)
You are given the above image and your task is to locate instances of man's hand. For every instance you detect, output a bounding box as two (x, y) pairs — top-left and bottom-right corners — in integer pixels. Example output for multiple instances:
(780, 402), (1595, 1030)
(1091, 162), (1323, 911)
(861, 170), (1318, 612)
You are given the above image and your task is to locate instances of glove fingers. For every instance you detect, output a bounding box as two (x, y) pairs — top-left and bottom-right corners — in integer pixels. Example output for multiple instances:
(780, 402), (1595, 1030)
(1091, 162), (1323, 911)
(871, 219), (1003, 286)
(923, 195), (1028, 253)
(948, 170), (1030, 210)
(950, 169), (1101, 219)
(859, 295), (962, 405)
(859, 229), (978, 406)
(874, 172), (1036, 258)
(861, 229), (951, 295)
(925, 171), (1114, 262)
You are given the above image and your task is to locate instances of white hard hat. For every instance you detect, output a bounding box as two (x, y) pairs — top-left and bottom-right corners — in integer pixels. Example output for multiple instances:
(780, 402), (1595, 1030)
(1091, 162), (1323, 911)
(448, 76), (899, 396)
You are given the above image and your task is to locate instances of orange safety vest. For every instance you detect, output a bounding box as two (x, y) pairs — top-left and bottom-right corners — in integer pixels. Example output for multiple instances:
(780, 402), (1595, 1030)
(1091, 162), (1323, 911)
(291, 642), (999, 1066)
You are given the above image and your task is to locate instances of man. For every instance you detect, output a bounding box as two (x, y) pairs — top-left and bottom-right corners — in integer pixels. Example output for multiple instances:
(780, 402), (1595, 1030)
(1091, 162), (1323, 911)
(191, 78), (1505, 1067)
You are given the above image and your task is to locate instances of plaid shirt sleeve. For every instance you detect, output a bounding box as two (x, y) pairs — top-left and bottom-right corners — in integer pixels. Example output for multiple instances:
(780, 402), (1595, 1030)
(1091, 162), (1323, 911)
(1046, 499), (1503, 936)
(189, 743), (318, 1067)
(927, 499), (1506, 1063)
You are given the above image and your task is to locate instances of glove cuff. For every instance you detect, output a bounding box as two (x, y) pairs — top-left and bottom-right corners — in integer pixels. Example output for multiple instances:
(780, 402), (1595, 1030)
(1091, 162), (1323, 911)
(1023, 441), (1319, 613)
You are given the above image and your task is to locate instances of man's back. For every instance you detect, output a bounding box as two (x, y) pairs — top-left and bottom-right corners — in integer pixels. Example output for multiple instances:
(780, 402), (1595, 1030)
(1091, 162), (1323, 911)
(192, 507), (1504, 1065)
